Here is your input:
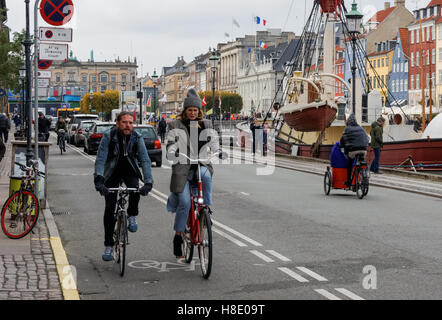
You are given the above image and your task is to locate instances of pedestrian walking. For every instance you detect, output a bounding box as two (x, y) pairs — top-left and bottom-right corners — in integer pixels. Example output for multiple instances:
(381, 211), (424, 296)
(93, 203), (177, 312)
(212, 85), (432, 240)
(0, 137), (5, 163)
(13, 113), (21, 127)
(0, 113), (11, 143)
(370, 116), (386, 174)
(158, 117), (167, 143)
(38, 112), (51, 142)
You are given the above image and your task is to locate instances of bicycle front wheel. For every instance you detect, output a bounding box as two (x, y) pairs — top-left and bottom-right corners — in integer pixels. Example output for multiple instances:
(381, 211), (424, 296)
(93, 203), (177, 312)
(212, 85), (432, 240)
(1, 190), (39, 239)
(198, 208), (212, 279)
(119, 214), (127, 277)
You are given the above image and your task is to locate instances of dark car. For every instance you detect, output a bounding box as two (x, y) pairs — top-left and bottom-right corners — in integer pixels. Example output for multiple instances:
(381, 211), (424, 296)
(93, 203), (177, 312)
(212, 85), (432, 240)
(83, 122), (115, 155)
(133, 125), (162, 167)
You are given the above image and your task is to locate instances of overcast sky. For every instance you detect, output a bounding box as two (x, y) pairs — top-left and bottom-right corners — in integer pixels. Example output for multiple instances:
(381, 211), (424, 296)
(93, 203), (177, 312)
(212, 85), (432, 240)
(5, 0), (430, 77)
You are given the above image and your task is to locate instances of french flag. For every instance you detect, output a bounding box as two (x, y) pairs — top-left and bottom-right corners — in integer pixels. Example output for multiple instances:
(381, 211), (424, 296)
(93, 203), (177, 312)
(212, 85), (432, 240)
(259, 41), (268, 49)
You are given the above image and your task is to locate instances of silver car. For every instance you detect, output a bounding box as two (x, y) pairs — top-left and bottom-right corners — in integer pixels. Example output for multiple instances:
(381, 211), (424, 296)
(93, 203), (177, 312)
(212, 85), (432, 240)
(73, 120), (97, 147)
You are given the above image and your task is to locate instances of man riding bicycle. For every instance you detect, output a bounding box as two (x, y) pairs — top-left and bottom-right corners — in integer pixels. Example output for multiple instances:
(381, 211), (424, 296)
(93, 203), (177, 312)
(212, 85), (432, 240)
(55, 117), (67, 152)
(339, 114), (369, 188)
(166, 89), (226, 258)
(94, 111), (154, 261)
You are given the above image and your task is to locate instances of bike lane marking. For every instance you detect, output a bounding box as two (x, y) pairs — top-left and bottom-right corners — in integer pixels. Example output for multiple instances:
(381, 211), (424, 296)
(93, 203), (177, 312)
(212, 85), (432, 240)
(212, 228), (247, 247)
(278, 267), (309, 283)
(295, 267), (328, 282)
(314, 289), (342, 300)
(250, 250), (275, 263)
(334, 288), (365, 300)
(265, 250), (291, 262)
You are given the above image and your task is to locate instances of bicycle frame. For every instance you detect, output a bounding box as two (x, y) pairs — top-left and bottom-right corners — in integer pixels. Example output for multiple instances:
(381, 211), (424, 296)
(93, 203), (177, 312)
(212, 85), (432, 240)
(187, 165), (204, 245)
(350, 154), (368, 188)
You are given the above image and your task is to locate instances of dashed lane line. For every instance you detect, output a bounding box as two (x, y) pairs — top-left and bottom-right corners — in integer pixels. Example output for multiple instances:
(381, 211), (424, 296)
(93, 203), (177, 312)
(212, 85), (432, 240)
(296, 267), (328, 282)
(334, 288), (365, 300)
(265, 250), (291, 262)
(278, 267), (309, 283)
(314, 289), (342, 300)
(250, 250), (275, 263)
(212, 228), (248, 247)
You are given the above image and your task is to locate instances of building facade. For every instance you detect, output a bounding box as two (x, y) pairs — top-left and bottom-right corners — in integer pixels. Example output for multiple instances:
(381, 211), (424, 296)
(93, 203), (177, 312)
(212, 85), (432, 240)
(408, 1), (440, 108)
(367, 41), (395, 105)
(387, 29), (409, 107)
(163, 56), (187, 112)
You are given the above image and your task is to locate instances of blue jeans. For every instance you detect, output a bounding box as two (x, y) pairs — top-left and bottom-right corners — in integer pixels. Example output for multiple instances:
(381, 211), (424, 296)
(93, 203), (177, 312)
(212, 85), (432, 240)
(371, 148), (381, 173)
(167, 166), (213, 233)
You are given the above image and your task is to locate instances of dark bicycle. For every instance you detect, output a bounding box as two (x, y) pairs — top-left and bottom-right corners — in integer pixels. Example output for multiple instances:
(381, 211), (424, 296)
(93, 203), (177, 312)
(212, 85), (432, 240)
(108, 185), (139, 277)
(57, 129), (66, 155)
(324, 153), (369, 199)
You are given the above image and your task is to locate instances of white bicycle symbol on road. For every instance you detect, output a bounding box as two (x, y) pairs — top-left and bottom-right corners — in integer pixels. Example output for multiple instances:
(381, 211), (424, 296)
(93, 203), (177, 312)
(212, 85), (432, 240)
(128, 258), (201, 273)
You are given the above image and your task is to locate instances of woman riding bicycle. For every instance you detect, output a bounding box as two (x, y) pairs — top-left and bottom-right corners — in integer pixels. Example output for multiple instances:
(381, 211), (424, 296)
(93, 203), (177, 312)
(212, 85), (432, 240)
(166, 89), (224, 258)
(339, 114), (369, 188)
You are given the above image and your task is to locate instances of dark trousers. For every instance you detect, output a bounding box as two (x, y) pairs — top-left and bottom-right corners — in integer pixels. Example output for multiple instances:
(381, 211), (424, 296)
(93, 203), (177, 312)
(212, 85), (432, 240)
(159, 131), (166, 143)
(0, 128), (8, 143)
(370, 148), (381, 173)
(103, 173), (140, 247)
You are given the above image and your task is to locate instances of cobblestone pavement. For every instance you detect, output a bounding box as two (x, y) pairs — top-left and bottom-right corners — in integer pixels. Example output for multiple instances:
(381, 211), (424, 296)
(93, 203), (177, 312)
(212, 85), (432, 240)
(0, 132), (64, 300)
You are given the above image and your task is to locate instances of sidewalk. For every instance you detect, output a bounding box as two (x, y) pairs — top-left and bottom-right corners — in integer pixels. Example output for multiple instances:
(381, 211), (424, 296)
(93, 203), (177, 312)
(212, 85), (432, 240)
(0, 136), (64, 300)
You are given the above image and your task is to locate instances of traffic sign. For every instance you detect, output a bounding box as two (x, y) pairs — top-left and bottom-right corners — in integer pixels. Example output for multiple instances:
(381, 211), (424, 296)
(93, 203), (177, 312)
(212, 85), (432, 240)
(39, 27), (73, 42)
(38, 78), (50, 88)
(39, 43), (68, 61)
(37, 71), (52, 79)
(38, 59), (53, 70)
(40, 0), (74, 27)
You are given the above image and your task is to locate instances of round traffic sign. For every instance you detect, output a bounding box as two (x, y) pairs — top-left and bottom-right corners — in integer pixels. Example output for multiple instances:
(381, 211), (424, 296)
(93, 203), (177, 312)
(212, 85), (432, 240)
(45, 30), (53, 38)
(40, 0), (74, 27)
(38, 59), (53, 70)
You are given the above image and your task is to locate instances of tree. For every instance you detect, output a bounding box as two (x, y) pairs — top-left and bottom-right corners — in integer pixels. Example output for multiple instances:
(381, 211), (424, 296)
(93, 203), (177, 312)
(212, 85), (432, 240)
(102, 90), (120, 114)
(198, 91), (243, 114)
(80, 92), (103, 114)
(0, 26), (26, 112)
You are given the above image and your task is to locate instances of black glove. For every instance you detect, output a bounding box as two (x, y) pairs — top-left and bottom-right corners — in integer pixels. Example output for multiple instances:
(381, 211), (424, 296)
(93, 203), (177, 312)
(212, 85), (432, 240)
(139, 183), (153, 196)
(218, 151), (228, 160)
(94, 175), (109, 197)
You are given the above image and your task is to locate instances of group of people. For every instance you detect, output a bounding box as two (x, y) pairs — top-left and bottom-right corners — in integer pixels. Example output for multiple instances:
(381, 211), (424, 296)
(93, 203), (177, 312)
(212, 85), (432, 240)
(94, 89), (224, 261)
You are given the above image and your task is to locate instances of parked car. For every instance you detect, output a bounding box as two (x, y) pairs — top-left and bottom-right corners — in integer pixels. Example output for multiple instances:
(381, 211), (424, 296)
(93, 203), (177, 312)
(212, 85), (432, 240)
(46, 115), (56, 131)
(133, 125), (162, 167)
(68, 114), (99, 144)
(83, 122), (115, 155)
(73, 120), (97, 147)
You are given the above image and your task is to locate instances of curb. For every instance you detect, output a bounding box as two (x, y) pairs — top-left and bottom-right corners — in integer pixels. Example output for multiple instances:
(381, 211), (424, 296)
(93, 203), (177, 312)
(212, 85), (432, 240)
(43, 203), (80, 300)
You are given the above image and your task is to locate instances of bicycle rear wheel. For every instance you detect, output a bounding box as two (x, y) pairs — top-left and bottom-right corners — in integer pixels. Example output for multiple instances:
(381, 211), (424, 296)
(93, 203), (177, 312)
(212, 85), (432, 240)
(1, 190), (39, 239)
(324, 170), (332, 195)
(182, 225), (194, 264)
(198, 208), (212, 279)
(355, 169), (365, 199)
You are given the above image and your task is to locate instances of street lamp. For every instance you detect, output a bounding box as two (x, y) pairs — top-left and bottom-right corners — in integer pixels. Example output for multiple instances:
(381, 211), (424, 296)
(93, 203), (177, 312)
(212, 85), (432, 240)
(121, 82), (126, 111)
(19, 64), (26, 131)
(152, 69), (158, 124)
(89, 90), (93, 114)
(209, 49), (220, 122)
(24, 0), (34, 165)
(346, 0), (363, 115)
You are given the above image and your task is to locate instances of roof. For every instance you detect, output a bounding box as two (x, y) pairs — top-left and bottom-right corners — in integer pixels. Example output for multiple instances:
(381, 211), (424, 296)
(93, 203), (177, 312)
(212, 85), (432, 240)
(399, 28), (409, 57)
(368, 6), (396, 23)
(367, 49), (394, 57)
(427, 0), (442, 8)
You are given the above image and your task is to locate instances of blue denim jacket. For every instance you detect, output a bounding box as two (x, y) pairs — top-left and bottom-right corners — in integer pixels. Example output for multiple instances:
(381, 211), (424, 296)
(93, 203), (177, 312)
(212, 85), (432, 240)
(94, 127), (153, 185)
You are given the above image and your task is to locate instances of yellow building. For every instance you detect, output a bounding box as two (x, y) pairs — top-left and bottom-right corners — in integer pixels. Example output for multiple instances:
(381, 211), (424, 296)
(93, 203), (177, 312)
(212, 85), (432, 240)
(367, 44), (395, 105)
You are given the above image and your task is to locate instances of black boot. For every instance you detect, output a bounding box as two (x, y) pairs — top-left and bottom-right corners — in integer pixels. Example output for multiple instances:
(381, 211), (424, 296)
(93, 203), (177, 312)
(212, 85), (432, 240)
(173, 234), (183, 257)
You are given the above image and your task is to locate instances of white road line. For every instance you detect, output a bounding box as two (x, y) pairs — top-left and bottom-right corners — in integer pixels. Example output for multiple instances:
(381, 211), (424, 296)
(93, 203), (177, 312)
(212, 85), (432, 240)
(212, 228), (248, 247)
(151, 188), (169, 200)
(162, 165), (171, 169)
(296, 267), (328, 282)
(314, 289), (342, 300)
(250, 250), (275, 263)
(334, 288), (365, 300)
(278, 267), (309, 283)
(150, 192), (167, 205)
(211, 220), (263, 247)
(265, 250), (291, 262)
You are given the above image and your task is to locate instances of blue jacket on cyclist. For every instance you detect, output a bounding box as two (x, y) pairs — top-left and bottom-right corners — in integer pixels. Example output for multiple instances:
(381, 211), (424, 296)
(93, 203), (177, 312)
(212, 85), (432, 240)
(165, 89), (223, 258)
(94, 112), (154, 261)
(339, 114), (369, 187)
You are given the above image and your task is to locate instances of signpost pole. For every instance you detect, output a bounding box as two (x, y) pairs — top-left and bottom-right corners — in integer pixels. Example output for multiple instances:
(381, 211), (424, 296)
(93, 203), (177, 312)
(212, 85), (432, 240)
(34, 0), (41, 162)
(24, 0), (34, 165)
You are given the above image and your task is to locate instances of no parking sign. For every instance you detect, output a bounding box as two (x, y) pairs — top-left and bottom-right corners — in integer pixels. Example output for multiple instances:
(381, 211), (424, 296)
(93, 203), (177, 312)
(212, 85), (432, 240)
(40, 0), (74, 27)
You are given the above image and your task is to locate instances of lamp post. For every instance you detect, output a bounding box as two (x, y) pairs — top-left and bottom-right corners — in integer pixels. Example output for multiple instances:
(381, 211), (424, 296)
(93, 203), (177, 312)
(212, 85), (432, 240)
(121, 82), (126, 111)
(209, 49), (220, 123)
(138, 82), (143, 124)
(346, 0), (363, 115)
(89, 90), (93, 114)
(152, 69), (158, 124)
(19, 64), (26, 132)
(24, 0), (34, 165)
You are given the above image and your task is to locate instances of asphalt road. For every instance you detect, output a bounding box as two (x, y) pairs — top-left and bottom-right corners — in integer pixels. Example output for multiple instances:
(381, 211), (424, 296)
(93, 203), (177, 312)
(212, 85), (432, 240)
(46, 134), (442, 300)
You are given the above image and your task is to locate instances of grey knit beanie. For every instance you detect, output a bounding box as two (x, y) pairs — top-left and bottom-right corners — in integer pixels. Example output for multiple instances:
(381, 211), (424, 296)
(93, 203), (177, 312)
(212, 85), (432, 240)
(183, 88), (202, 109)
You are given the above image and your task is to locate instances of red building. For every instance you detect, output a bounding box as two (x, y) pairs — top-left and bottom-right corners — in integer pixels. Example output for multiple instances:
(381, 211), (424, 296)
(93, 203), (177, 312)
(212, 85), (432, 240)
(408, 0), (441, 107)
(335, 46), (345, 97)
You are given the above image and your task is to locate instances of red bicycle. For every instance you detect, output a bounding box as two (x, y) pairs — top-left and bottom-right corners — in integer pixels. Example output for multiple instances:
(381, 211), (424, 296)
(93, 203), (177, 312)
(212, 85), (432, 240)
(177, 152), (223, 279)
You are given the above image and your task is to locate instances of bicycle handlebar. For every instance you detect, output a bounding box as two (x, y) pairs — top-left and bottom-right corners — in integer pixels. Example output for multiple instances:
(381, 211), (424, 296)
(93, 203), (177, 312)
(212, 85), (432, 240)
(108, 187), (139, 193)
(14, 162), (46, 177)
(174, 151), (226, 162)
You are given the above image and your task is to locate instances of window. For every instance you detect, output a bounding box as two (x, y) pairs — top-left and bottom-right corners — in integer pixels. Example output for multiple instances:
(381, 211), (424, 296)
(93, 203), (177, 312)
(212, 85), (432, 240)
(411, 31), (415, 44)
(432, 26), (436, 40)
(82, 74), (87, 82)
(100, 74), (108, 83)
(439, 70), (442, 84)
(417, 30), (420, 43)
(417, 74), (420, 89)
(439, 48), (442, 62)
(111, 75), (116, 83)
(405, 61), (408, 72)
(405, 79), (408, 90)
(101, 85), (107, 92)
(400, 79), (404, 92)
(411, 75), (414, 90)
(439, 26), (442, 40)
(122, 74), (127, 83)
(411, 52), (415, 67)
(427, 50), (430, 65)
(417, 52), (420, 67)
(56, 74), (61, 83)
(92, 85), (97, 92)
(92, 75), (97, 83)
(432, 49), (436, 64)
(386, 58), (389, 67)
(69, 74), (74, 82)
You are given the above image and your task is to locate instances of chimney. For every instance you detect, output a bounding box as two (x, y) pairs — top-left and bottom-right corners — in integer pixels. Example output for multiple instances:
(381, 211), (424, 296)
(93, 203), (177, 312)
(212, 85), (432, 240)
(394, 0), (405, 7)
(384, 2), (391, 10)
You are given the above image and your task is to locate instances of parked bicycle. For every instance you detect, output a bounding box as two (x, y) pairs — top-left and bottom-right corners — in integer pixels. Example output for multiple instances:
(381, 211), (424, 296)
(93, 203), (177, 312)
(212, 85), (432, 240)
(108, 185), (139, 277)
(177, 152), (226, 279)
(57, 129), (66, 155)
(1, 160), (45, 239)
(324, 153), (369, 199)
